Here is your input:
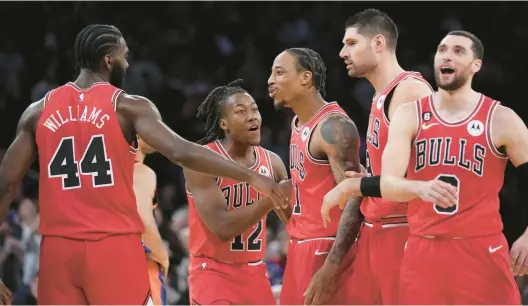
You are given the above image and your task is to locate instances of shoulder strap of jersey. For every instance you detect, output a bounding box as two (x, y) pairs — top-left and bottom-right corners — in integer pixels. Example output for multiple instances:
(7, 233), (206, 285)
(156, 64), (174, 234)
(414, 95), (434, 140)
(484, 96), (508, 159)
(259, 147), (276, 181)
(43, 88), (56, 108)
(311, 104), (349, 128)
(111, 89), (124, 112)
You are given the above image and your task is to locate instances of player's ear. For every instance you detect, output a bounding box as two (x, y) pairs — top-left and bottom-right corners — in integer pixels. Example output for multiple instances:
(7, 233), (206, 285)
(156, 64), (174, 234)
(471, 59), (482, 74)
(219, 119), (228, 132)
(301, 71), (312, 86)
(104, 54), (112, 70)
(373, 34), (385, 52)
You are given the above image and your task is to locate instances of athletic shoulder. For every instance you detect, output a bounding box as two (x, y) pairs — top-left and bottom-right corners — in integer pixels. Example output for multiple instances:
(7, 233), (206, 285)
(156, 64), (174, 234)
(318, 114), (360, 145)
(266, 150), (288, 182)
(116, 93), (155, 109)
(21, 98), (46, 134)
(389, 77), (433, 119)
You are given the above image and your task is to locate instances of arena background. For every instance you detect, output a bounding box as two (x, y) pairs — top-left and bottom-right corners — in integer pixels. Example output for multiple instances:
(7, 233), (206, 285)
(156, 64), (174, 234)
(1, 1), (527, 304)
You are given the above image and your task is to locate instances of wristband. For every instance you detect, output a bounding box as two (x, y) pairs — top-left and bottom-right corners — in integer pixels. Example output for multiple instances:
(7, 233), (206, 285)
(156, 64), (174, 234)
(359, 176), (382, 198)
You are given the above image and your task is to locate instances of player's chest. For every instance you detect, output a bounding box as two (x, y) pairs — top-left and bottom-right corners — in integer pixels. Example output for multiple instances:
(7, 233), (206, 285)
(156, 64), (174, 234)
(413, 128), (487, 177)
(220, 182), (263, 210)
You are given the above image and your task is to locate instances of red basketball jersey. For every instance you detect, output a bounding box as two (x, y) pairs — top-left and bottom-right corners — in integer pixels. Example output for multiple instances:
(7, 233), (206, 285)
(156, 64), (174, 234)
(407, 94), (507, 238)
(288, 102), (351, 239)
(36, 82), (143, 240)
(187, 140), (274, 263)
(361, 72), (432, 220)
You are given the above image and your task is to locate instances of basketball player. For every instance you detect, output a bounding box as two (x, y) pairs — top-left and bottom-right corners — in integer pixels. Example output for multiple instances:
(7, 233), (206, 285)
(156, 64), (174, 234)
(305, 9), (433, 304)
(328, 31), (522, 304)
(0, 24), (286, 304)
(134, 135), (168, 305)
(268, 48), (362, 305)
(184, 79), (291, 305)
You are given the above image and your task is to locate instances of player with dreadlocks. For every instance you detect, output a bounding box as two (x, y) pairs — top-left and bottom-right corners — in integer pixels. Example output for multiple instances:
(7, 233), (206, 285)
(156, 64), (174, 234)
(268, 48), (362, 304)
(0, 24), (287, 304)
(184, 79), (291, 305)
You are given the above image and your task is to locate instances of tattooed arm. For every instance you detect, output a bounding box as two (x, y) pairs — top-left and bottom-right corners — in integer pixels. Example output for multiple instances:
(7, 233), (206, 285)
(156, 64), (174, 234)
(304, 115), (363, 305)
(315, 115), (363, 265)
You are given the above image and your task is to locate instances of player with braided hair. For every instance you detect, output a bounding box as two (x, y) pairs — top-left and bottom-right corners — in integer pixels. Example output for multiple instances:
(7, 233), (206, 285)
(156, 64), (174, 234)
(0, 25), (287, 304)
(184, 79), (291, 304)
(268, 48), (362, 304)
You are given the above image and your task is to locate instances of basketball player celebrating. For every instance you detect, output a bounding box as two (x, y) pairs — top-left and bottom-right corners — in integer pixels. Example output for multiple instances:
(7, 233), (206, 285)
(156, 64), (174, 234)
(184, 79), (291, 305)
(327, 31), (522, 304)
(134, 136), (167, 305)
(0, 24), (287, 304)
(268, 48), (362, 305)
(305, 9), (433, 305)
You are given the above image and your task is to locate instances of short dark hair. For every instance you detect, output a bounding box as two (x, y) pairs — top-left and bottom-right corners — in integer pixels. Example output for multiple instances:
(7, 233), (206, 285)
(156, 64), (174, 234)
(74, 24), (123, 71)
(196, 79), (248, 145)
(345, 8), (399, 50)
(285, 48), (327, 97)
(446, 30), (484, 60)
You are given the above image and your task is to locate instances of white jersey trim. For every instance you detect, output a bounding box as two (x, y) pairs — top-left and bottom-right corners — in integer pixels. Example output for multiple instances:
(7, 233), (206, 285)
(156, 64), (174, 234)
(486, 100), (508, 159)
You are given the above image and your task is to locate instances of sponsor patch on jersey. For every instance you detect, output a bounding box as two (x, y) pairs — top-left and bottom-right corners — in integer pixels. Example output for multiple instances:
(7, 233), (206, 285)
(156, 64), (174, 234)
(422, 111), (431, 121)
(467, 120), (484, 137)
(259, 165), (270, 177)
(376, 94), (386, 110)
(301, 127), (310, 142)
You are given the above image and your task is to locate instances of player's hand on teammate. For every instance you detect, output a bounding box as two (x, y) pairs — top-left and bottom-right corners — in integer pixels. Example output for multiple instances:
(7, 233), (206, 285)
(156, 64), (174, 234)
(510, 233), (528, 276)
(304, 262), (338, 305)
(417, 179), (458, 208)
(250, 173), (289, 209)
(0, 280), (12, 305)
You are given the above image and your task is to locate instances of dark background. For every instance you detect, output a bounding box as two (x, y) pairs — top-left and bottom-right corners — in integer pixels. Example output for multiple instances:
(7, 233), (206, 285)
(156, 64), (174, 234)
(0, 1), (527, 304)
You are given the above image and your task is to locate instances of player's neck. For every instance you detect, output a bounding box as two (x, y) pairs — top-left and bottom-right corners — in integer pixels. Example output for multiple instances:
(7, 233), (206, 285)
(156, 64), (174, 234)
(291, 93), (327, 125)
(135, 151), (146, 163)
(74, 70), (109, 89)
(220, 138), (253, 160)
(436, 83), (479, 110)
(365, 55), (405, 94)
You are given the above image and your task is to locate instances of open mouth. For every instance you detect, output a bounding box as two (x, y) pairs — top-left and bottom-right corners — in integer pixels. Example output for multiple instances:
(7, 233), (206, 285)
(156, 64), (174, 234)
(440, 67), (455, 75)
(268, 88), (277, 97)
(248, 125), (260, 132)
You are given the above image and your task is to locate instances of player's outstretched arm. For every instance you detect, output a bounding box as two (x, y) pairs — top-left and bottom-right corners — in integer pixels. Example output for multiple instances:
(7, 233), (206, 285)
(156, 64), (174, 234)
(133, 164), (168, 272)
(380, 103), (457, 207)
(268, 151), (292, 223)
(117, 94), (288, 208)
(0, 100), (42, 224)
(184, 169), (290, 242)
(304, 115), (363, 305)
(492, 106), (528, 276)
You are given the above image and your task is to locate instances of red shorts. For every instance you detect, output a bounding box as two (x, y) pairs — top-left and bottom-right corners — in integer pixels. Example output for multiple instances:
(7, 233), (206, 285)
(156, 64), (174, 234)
(38, 234), (151, 305)
(280, 237), (356, 305)
(400, 234), (520, 304)
(188, 255), (275, 305)
(147, 258), (166, 305)
(346, 219), (409, 304)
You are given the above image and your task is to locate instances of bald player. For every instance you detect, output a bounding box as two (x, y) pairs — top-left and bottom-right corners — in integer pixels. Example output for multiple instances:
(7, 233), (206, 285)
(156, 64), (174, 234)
(134, 135), (167, 305)
(305, 9), (433, 305)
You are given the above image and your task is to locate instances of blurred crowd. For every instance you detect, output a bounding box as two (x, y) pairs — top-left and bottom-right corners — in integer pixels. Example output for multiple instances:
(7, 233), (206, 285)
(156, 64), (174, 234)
(1, 1), (528, 304)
